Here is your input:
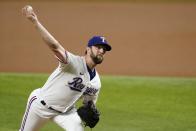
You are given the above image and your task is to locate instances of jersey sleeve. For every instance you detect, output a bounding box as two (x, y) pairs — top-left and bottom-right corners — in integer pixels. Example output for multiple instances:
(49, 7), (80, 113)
(82, 88), (100, 104)
(82, 73), (101, 105)
(58, 51), (81, 71)
(63, 51), (76, 64)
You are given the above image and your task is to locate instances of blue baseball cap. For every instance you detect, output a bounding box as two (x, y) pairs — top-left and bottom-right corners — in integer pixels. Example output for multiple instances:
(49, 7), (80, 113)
(88, 36), (112, 51)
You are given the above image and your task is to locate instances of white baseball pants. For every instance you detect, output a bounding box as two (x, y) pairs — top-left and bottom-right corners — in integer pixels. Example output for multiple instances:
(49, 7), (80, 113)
(19, 89), (84, 131)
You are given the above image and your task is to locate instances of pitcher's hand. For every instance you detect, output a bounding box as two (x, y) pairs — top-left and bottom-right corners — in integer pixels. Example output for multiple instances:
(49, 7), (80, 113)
(22, 5), (38, 23)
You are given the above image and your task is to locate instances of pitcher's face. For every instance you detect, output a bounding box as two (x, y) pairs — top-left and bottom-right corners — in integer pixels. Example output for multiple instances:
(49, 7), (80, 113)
(89, 45), (107, 64)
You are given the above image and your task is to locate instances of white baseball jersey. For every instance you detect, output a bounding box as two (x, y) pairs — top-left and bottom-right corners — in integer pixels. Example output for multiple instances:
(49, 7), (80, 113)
(38, 51), (101, 113)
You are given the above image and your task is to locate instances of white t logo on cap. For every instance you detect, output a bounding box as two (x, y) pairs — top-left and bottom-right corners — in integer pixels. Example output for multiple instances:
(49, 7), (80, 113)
(100, 37), (106, 43)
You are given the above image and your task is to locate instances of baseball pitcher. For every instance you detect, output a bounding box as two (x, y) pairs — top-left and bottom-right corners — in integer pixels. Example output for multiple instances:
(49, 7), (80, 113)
(19, 5), (112, 131)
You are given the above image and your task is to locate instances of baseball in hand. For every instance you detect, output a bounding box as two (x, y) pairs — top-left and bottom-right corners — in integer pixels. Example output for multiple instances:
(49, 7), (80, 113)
(26, 5), (33, 13)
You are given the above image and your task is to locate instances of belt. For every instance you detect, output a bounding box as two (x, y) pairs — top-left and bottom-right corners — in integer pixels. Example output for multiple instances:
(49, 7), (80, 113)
(40, 100), (63, 113)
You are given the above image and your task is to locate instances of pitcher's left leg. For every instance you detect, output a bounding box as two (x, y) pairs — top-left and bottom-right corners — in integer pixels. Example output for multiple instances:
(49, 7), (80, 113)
(52, 111), (83, 131)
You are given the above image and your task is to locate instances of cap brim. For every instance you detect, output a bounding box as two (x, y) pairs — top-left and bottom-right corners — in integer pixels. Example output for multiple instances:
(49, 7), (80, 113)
(93, 43), (112, 51)
(104, 44), (112, 51)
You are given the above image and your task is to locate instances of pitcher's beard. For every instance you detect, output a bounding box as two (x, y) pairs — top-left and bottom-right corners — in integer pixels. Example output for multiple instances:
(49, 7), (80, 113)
(90, 53), (104, 64)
